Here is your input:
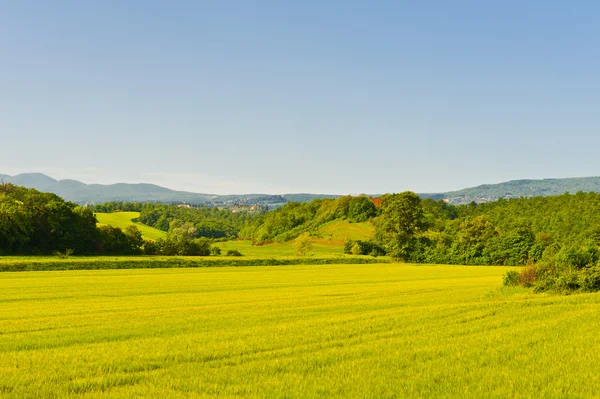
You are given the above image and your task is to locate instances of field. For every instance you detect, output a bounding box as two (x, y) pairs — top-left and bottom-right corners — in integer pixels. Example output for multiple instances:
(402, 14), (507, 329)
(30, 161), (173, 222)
(95, 212), (167, 241)
(217, 220), (375, 257)
(1, 263), (600, 397)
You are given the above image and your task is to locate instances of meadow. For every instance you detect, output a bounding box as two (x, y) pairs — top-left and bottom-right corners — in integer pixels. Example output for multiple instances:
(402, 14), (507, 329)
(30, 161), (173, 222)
(217, 220), (375, 257)
(95, 212), (167, 241)
(1, 263), (599, 398)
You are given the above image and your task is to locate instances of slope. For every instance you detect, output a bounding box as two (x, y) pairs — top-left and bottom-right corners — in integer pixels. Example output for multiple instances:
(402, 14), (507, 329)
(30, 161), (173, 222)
(95, 212), (167, 241)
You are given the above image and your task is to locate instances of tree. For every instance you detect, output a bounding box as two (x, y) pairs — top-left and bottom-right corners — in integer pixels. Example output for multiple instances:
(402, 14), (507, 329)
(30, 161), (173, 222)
(348, 196), (376, 222)
(124, 225), (144, 254)
(294, 233), (313, 256)
(375, 192), (425, 259)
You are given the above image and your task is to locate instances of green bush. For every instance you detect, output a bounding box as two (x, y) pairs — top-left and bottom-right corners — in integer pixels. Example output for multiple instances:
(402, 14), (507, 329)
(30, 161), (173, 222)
(226, 250), (243, 257)
(502, 270), (520, 287)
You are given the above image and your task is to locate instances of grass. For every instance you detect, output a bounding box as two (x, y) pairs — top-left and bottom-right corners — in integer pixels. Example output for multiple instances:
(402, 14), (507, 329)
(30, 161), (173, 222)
(217, 220), (376, 257)
(1, 263), (600, 397)
(315, 219), (375, 243)
(95, 212), (167, 241)
(217, 239), (349, 257)
(94, 214), (373, 257)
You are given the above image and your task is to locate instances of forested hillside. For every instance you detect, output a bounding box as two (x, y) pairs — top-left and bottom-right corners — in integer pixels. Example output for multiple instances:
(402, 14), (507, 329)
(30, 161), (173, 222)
(433, 176), (600, 204)
(137, 203), (256, 239)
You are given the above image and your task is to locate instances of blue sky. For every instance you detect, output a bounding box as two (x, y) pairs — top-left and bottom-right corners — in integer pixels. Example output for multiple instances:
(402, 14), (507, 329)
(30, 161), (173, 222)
(1, 1), (599, 194)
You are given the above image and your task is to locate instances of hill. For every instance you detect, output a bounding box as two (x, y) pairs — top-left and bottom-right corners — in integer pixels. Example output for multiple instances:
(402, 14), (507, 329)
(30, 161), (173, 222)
(0, 173), (337, 206)
(422, 176), (600, 204)
(6, 172), (600, 206)
(95, 212), (167, 241)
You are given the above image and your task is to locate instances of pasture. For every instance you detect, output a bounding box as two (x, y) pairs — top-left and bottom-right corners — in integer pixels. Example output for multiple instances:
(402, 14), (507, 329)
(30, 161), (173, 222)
(95, 212), (167, 241)
(1, 263), (599, 397)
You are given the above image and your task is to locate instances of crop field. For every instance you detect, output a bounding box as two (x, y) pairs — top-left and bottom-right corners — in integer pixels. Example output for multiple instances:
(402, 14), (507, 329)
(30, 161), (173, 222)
(1, 263), (600, 398)
(95, 212), (167, 241)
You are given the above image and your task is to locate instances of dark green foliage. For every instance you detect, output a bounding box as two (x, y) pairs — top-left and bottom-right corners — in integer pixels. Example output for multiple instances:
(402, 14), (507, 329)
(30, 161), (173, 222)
(343, 239), (385, 256)
(0, 257), (389, 273)
(375, 192), (426, 260)
(502, 270), (521, 287)
(210, 246), (222, 256)
(98, 225), (144, 255)
(55, 249), (75, 259)
(0, 183), (99, 255)
(150, 223), (212, 256)
(375, 191), (600, 272)
(92, 201), (144, 213)
(226, 250), (243, 257)
(240, 196), (356, 243)
(138, 203), (254, 239)
(348, 196), (376, 222)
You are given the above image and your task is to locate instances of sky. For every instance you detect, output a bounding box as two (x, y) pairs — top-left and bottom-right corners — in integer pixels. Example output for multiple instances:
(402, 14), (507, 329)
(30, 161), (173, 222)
(1, 1), (599, 194)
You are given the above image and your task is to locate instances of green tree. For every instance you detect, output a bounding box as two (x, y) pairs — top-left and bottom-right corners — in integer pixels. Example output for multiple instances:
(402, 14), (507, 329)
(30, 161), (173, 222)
(375, 192), (425, 259)
(348, 196), (376, 222)
(294, 233), (313, 256)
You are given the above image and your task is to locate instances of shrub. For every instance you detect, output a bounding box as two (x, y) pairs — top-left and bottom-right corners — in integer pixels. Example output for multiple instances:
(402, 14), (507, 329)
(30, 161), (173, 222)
(519, 264), (538, 287)
(210, 246), (222, 256)
(55, 249), (74, 259)
(226, 249), (243, 257)
(294, 233), (313, 256)
(344, 239), (355, 254)
(503, 270), (520, 287)
(143, 240), (158, 255)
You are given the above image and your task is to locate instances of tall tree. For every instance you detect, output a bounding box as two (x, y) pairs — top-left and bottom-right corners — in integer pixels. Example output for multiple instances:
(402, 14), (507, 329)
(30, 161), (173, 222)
(376, 192), (425, 259)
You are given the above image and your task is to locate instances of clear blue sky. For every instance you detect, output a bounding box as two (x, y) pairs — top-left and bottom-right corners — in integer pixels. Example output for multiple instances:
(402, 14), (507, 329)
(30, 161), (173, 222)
(1, 1), (599, 194)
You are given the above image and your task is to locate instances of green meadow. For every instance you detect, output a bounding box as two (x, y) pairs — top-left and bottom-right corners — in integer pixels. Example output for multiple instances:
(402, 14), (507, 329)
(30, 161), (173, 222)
(95, 212), (167, 241)
(217, 220), (375, 257)
(1, 263), (599, 398)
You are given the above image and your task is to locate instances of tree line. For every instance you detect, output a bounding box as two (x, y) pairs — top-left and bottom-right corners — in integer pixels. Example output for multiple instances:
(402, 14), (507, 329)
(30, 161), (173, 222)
(0, 184), (231, 256)
(4, 181), (600, 292)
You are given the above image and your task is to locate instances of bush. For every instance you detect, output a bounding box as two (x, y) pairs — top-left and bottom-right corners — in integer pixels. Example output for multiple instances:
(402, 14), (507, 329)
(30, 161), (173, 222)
(344, 239), (386, 256)
(55, 249), (74, 259)
(143, 240), (158, 255)
(502, 270), (520, 287)
(344, 239), (355, 254)
(210, 246), (222, 256)
(294, 233), (313, 256)
(226, 249), (243, 257)
(519, 264), (538, 287)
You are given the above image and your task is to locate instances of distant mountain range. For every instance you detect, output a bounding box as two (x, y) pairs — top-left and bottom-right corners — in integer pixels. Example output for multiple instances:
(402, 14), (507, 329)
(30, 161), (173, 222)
(3, 172), (600, 206)
(0, 173), (336, 206)
(420, 176), (600, 204)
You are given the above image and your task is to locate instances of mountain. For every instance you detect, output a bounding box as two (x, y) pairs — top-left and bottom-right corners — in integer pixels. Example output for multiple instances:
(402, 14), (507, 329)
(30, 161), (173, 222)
(422, 176), (600, 205)
(5, 172), (600, 206)
(0, 173), (338, 206)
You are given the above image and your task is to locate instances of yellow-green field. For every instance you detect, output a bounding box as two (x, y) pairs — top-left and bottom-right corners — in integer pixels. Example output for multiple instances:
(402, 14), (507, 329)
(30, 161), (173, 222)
(217, 220), (376, 257)
(95, 212), (167, 241)
(1, 263), (600, 397)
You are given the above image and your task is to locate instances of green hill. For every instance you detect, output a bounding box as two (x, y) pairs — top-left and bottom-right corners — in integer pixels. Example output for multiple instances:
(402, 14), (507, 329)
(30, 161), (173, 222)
(423, 176), (600, 204)
(217, 220), (376, 257)
(95, 212), (167, 241)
